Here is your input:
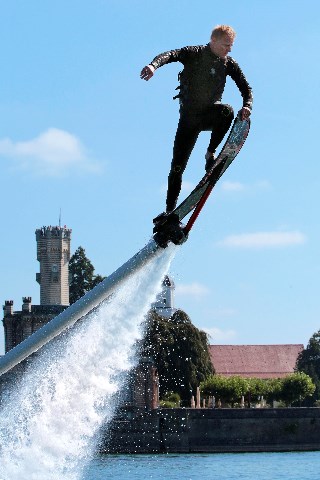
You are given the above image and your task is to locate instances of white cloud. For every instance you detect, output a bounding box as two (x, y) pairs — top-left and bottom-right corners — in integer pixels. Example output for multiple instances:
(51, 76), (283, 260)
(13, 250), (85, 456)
(161, 177), (271, 197)
(175, 282), (210, 299)
(221, 179), (271, 193)
(202, 326), (237, 342)
(160, 179), (195, 195)
(217, 230), (307, 248)
(207, 307), (237, 319)
(181, 180), (195, 193)
(221, 181), (245, 192)
(0, 128), (102, 176)
(255, 180), (272, 190)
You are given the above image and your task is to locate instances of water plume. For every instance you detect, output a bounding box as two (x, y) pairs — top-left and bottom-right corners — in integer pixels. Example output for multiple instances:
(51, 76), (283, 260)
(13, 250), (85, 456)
(0, 243), (176, 480)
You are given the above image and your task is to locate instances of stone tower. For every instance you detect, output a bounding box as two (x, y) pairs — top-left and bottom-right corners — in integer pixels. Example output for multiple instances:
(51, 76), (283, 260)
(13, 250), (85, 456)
(36, 226), (72, 305)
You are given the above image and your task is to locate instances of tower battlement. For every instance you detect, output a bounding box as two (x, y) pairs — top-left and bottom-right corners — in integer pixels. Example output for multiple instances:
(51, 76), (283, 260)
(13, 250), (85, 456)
(35, 226), (72, 240)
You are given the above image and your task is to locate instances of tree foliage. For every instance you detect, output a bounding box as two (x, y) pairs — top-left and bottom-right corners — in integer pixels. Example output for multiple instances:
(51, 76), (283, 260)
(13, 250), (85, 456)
(296, 329), (320, 405)
(200, 373), (315, 407)
(160, 391), (181, 408)
(246, 377), (267, 403)
(201, 375), (248, 406)
(280, 372), (315, 406)
(140, 310), (213, 404)
(69, 246), (105, 304)
(263, 378), (283, 404)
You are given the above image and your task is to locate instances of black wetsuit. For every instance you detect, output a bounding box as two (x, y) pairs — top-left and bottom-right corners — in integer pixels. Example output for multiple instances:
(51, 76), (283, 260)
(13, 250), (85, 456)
(150, 44), (253, 212)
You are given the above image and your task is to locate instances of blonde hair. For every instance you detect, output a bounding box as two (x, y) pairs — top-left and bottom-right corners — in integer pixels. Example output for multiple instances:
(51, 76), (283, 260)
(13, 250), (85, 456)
(211, 25), (236, 40)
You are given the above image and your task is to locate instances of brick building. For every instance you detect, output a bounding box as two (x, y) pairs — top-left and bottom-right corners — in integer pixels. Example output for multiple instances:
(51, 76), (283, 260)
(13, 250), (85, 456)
(209, 344), (303, 378)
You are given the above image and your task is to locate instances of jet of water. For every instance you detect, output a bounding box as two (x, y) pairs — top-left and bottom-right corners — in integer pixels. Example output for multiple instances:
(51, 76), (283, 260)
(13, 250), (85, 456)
(0, 244), (176, 480)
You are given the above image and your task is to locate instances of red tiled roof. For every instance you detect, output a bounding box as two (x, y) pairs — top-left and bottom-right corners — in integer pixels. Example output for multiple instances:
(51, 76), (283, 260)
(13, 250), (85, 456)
(209, 344), (304, 379)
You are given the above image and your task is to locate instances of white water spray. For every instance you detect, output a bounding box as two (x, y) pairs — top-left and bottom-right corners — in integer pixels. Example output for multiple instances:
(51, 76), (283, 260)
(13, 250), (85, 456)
(0, 244), (176, 480)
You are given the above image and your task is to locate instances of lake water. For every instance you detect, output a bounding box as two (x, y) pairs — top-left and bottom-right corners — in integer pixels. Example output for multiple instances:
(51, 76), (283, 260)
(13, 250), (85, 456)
(83, 451), (320, 480)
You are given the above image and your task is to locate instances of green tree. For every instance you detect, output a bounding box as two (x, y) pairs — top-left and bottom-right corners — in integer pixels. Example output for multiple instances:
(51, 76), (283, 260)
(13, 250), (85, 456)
(296, 330), (320, 405)
(140, 310), (213, 404)
(201, 375), (249, 406)
(264, 377), (283, 404)
(201, 374), (315, 408)
(222, 376), (249, 406)
(69, 246), (105, 304)
(246, 377), (267, 406)
(201, 374), (227, 398)
(280, 372), (315, 406)
(160, 392), (181, 408)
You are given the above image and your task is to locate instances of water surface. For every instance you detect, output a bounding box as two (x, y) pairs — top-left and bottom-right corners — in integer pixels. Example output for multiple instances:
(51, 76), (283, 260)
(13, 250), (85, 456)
(84, 452), (320, 480)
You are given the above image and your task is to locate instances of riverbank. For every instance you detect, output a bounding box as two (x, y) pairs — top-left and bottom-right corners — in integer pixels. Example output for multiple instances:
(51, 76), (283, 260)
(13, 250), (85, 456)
(102, 407), (320, 454)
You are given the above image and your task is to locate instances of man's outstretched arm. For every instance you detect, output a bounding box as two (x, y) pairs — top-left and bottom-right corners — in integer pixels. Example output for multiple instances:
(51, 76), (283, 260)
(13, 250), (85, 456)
(140, 64), (155, 81)
(140, 46), (196, 81)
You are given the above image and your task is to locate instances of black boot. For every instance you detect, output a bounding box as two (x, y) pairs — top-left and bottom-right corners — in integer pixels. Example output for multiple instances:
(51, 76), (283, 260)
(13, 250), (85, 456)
(153, 212), (188, 248)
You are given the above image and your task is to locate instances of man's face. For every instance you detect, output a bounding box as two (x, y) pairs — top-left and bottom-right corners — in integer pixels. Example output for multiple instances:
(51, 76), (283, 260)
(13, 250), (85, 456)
(210, 34), (234, 59)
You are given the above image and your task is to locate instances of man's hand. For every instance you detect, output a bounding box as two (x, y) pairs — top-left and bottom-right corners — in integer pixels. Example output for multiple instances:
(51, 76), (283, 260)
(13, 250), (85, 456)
(239, 107), (251, 120)
(140, 65), (155, 81)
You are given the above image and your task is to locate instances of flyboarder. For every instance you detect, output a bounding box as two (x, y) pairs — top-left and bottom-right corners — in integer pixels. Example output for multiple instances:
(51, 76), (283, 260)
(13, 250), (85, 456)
(140, 25), (253, 219)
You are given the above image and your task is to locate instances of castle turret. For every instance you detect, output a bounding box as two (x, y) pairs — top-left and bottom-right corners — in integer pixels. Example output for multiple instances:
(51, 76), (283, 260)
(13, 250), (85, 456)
(3, 301), (14, 352)
(22, 296), (32, 313)
(35, 226), (72, 305)
(3, 300), (13, 316)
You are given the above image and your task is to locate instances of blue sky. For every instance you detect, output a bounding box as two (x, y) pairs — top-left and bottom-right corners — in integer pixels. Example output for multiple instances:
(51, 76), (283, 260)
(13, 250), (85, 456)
(1, 0), (320, 354)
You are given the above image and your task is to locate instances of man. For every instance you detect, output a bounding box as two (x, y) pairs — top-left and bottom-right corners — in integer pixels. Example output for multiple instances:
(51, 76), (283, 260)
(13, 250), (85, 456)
(140, 25), (253, 215)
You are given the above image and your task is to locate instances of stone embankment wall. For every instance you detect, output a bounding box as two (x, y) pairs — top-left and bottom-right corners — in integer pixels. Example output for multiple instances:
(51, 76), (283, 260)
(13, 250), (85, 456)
(103, 407), (320, 454)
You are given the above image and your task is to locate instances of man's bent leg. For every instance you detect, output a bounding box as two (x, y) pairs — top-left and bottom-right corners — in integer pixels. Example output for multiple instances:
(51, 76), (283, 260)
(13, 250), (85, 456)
(166, 116), (199, 212)
(207, 103), (234, 154)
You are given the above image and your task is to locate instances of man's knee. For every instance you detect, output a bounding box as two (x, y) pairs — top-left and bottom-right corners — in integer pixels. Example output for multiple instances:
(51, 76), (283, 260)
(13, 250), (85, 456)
(216, 104), (234, 132)
(220, 104), (234, 119)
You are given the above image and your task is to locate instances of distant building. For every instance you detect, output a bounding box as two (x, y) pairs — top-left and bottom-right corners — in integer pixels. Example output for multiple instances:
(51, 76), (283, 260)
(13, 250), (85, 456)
(36, 226), (71, 306)
(2, 299), (67, 354)
(1, 225), (159, 411)
(2, 226), (71, 353)
(152, 275), (176, 318)
(209, 344), (304, 378)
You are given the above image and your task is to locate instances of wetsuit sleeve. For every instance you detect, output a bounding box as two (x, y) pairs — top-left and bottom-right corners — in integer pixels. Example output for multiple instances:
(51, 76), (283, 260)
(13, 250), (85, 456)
(149, 46), (199, 70)
(227, 58), (253, 111)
